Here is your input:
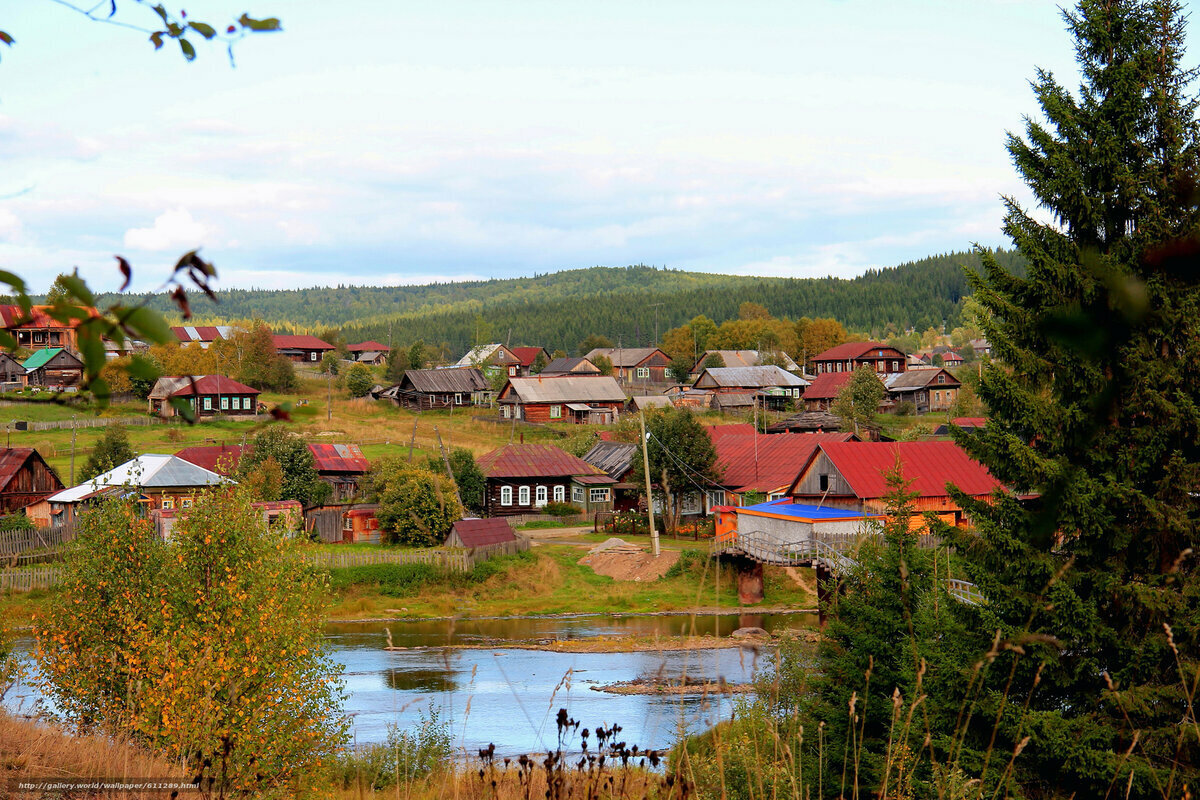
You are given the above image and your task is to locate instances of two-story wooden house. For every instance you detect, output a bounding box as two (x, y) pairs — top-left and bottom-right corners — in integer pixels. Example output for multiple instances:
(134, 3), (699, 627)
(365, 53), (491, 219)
(510, 347), (551, 377)
(882, 367), (961, 414)
(0, 304), (101, 354)
(810, 342), (908, 376)
(584, 347), (671, 384)
(0, 448), (63, 514)
(692, 365), (807, 412)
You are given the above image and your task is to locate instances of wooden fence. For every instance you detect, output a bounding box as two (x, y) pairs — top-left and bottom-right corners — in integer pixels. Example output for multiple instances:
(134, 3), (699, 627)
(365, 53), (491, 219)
(0, 523), (75, 557)
(300, 536), (530, 573)
(0, 566), (63, 593)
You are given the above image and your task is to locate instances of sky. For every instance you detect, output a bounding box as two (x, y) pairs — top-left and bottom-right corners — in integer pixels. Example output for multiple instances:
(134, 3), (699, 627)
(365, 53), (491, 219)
(0, 1), (1173, 293)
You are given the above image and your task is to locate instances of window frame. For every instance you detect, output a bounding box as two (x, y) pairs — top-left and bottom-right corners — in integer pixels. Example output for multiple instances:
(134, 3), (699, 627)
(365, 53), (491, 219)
(220, 396), (229, 410)
(572, 485), (585, 503)
(203, 397), (212, 411)
(518, 485), (530, 506)
(549, 405), (562, 419)
(535, 485), (548, 507)
(589, 488), (610, 503)
(636, 366), (650, 379)
(161, 497), (175, 510)
(553, 485), (565, 503)
(500, 486), (513, 506)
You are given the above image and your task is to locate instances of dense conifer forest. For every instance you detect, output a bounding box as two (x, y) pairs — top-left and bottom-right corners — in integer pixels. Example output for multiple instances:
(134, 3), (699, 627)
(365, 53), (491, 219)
(100, 249), (1023, 352)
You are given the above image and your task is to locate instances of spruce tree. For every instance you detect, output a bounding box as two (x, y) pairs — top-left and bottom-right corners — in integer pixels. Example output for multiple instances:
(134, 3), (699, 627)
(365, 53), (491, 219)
(945, 1), (1200, 795)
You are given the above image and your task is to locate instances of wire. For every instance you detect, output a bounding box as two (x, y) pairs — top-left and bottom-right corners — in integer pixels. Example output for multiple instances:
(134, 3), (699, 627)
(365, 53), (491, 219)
(644, 429), (727, 496)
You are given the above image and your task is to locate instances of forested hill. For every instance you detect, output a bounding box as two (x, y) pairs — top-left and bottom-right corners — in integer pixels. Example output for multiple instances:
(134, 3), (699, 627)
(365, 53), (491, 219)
(100, 249), (1023, 354)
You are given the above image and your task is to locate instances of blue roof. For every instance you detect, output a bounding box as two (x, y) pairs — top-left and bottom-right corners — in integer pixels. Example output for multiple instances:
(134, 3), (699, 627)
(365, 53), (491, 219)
(736, 499), (882, 521)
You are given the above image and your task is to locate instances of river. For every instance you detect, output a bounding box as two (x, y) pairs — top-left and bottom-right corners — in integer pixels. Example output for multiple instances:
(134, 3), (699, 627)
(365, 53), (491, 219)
(5, 612), (816, 756)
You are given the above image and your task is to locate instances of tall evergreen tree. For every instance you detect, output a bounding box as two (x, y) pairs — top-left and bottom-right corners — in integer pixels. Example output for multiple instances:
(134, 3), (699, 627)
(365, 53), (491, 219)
(945, 2), (1200, 795)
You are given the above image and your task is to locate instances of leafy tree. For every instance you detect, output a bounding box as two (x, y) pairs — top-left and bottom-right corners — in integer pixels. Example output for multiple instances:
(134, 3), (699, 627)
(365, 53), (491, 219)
(408, 339), (427, 371)
(344, 363), (374, 397)
(241, 454), (284, 502)
(44, 273), (73, 305)
(667, 354), (695, 383)
(831, 365), (884, 436)
(702, 352), (724, 371)
(446, 448), (485, 516)
(592, 354), (614, 376)
(531, 350), (548, 374)
(239, 427), (328, 507)
(738, 301), (770, 320)
(369, 460), (462, 547)
(577, 334), (613, 355)
(35, 491), (346, 797)
(551, 349), (567, 359)
(319, 351), (340, 376)
(795, 316), (848, 364)
(644, 408), (718, 533)
(79, 425), (133, 482)
(386, 347), (410, 384)
(942, 1), (1200, 795)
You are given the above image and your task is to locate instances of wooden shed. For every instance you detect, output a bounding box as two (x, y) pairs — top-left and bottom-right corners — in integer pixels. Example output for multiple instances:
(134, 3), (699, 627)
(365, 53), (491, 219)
(445, 517), (518, 548)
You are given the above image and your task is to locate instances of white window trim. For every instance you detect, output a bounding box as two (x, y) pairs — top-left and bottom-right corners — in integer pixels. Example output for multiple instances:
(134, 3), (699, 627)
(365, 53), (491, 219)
(589, 488), (609, 503)
(455, 393), (463, 405)
(180, 497), (193, 508)
(501, 486), (513, 506)
(553, 485), (565, 503)
(636, 366), (650, 379)
(310, 351), (318, 361)
(220, 396), (229, 410)
(518, 485), (530, 506)
(535, 485), (548, 507)
(572, 485), (585, 503)
(707, 490), (726, 508)
(161, 498), (175, 510)
(549, 405), (562, 419)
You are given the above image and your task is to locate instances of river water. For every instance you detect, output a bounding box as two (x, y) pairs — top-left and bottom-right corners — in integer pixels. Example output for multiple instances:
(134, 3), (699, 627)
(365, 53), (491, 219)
(6, 612), (816, 756)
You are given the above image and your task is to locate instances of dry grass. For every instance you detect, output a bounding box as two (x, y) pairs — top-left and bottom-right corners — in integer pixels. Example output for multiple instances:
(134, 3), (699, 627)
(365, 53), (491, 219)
(330, 767), (685, 800)
(0, 712), (187, 800)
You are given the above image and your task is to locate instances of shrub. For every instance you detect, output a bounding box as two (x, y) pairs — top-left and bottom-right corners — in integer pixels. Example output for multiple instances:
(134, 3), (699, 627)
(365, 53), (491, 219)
(370, 461), (463, 547)
(543, 501), (581, 517)
(894, 400), (915, 416)
(336, 707), (452, 790)
(344, 363), (374, 397)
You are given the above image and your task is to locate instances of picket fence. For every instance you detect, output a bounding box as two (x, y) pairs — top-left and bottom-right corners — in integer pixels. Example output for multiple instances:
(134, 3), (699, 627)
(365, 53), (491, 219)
(0, 523), (75, 557)
(0, 566), (63, 593)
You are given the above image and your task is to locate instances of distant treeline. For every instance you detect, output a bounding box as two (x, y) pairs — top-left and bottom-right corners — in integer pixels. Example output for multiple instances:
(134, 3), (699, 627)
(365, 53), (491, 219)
(96, 250), (1024, 354)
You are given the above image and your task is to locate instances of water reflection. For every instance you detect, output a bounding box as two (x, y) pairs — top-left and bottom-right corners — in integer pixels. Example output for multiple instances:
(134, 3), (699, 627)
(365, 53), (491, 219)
(383, 666), (458, 693)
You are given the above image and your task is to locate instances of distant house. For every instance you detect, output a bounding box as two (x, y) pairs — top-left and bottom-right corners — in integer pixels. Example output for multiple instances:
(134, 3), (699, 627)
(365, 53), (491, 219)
(540, 357), (602, 377)
(692, 365), (807, 411)
(802, 371), (859, 411)
(0, 448), (63, 514)
(709, 393), (756, 414)
(0, 352), (26, 388)
(347, 341), (389, 365)
(766, 410), (844, 434)
(148, 375), (261, 418)
(584, 347), (671, 384)
(273, 334), (335, 364)
(173, 444), (245, 477)
(690, 350), (801, 378)
(810, 342), (908, 375)
(386, 367), (491, 410)
(787, 441), (1002, 527)
(455, 344), (523, 377)
(153, 498), (301, 540)
(0, 304), (100, 354)
(941, 350), (965, 368)
(710, 430), (856, 508)
(882, 368), (961, 414)
(340, 505), (382, 544)
(581, 440), (641, 511)
(629, 395), (673, 412)
(496, 375), (625, 424)
(171, 325), (233, 348)
(969, 338), (992, 357)
(22, 348), (84, 387)
(478, 443), (616, 516)
(934, 417), (987, 436)
(509, 347), (551, 377)
(446, 517), (521, 549)
(308, 444), (370, 502)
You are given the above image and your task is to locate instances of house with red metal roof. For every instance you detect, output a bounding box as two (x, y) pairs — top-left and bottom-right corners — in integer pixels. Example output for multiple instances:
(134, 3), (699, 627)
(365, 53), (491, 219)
(0, 448), (63, 514)
(446, 517), (521, 548)
(0, 305), (102, 354)
(173, 444), (246, 477)
(882, 367), (961, 414)
(802, 371), (859, 411)
(308, 444), (371, 501)
(272, 334), (335, 364)
(709, 431), (856, 509)
(171, 325), (233, 348)
(147, 375), (260, 418)
(787, 441), (1002, 527)
(509, 347), (551, 377)
(810, 342), (907, 376)
(477, 443), (615, 517)
(347, 340), (389, 365)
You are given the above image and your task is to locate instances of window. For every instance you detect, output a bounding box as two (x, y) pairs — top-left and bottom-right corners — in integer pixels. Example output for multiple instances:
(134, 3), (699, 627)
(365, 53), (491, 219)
(553, 485), (565, 502)
(161, 498), (175, 510)
(310, 351), (318, 361)
(220, 396), (229, 410)
(572, 485), (585, 503)
(509, 366), (517, 376)
(181, 497), (193, 508)
(935, 391), (942, 403)
(343, 516), (354, 531)
(203, 397), (212, 410)
(535, 485), (548, 506)
(836, 362), (843, 372)
(549, 405), (562, 419)
(501, 486), (513, 506)
(707, 490), (726, 508)
(636, 367), (650, 379)
(819, 474), (830, 492)
(892, 361), (899, 372)
(502, 405), (511, 419)
(455, 393), (463, 405)
(589, 488), (610, 503)
(230, 397), (239, 411)
(937, 374), (946, 384)
(518, 485), (530, 505)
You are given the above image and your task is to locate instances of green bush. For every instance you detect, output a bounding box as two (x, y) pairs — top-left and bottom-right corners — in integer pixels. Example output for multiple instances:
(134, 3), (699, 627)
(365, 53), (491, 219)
(543, 501), (581, 517)
(665, 549), (708, 579)
(337, 706), (452, 790)
(326, 563), (440, 596)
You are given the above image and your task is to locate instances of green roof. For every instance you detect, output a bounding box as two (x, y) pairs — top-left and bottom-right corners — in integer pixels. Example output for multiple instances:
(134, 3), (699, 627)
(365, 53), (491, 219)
(22, 348), (64, 371)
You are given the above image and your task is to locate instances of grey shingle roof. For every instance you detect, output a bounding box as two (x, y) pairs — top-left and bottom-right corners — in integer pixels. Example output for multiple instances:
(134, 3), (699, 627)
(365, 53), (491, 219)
(501, 376), (625, 404)
(693, 365), (807, 389)
(399, 367), (489, 393)
(581, 441), (639, 480)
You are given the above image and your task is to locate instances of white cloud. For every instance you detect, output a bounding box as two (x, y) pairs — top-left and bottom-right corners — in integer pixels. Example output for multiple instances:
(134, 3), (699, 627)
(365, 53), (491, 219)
(123, 208), (210, 251)
(0, 209), (21, 241)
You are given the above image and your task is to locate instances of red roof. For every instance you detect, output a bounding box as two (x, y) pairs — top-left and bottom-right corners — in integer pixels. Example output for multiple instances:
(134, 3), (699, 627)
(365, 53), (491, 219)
(307, 444), (370, 474)
(803, 371), (856, 400)
(272, 334), (334, 351)
(168, 375), (260, 397)
(942, 351), (964, 362)
(714, 432), (855, 493)
(952, 417), (987, 428)
(171, 326), (226, 343)
(253, 500), (302, 512)
(811, 341), (896, 361)
(477, 444), (604, 479)
(451, 518), (518, 547)
(174, 444), (245, 477)
(0, 448), (58, 491)
(347, 340), (389, 352)
(509, 347), (546, 367)
(705, 423), (756, 439)
(0, 304), (101, 329)
(800, 441), (1001, 499)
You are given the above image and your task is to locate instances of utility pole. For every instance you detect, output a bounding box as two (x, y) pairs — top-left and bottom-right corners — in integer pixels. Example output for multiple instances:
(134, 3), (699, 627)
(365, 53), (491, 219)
(639, 410), (660, 557)
(434, 426), (464, 510)
(407, 417), (418, 463)
(649, 303), (664, 346)
(327, 370), (332, 421)
(70, 415), (77, 484)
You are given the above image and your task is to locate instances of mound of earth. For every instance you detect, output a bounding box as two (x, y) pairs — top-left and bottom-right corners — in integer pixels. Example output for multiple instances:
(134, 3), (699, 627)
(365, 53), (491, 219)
(579, 547), (679, 581)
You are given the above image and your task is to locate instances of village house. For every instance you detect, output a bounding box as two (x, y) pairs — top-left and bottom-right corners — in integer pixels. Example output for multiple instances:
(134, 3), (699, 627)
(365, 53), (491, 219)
(477, 443), (616, 517)
(339, 506), (382, 543)
(802, 371), (865, 411)
(22, 348), (84, 387)
(0, 448), (63, 514)
(0, 305), (100, 354)
(347, 341), (390, 365)
(456, 343), (523, 377)
(882, 367), (961, 414)
(810, 342), (908, 375)
(153, 499), (301, 540)
(584, 347), (671, 385)
(709, 430), (856, 509)
(173, 443), (245, 477)
(581, 440), (642, 512)
(384, 367), (491, 410)
(941, 350), (965, 368)
(692, 365), (807, 412)
(629, 395), (673, 412)
(787, 440), (1001, 527)
(497, 375), (625, 424)
(30, 454), (229, 526)
(272, 334), (335, 364)
(765, 410), (844, 434)
(0, 352), (26, 389)
(540, 356), (602, 377)
(445, 517), (522, 549)
(715, 499), (883, 563)
(148, 375), (261, 418)
(510, 347), (551, 377)
(309, 443), (371, 502)
(689, 350), (801, 379)
(969, 338), (992, 357)
(171, 325), (233, 348)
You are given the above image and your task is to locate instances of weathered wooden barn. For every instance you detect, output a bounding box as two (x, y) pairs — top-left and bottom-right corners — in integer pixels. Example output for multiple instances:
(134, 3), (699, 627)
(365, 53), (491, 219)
(387, 367), (491, 410)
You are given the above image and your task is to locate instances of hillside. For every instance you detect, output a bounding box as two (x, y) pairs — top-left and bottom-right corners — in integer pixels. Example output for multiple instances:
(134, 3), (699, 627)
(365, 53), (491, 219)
(97, 249), (1023, 354)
